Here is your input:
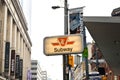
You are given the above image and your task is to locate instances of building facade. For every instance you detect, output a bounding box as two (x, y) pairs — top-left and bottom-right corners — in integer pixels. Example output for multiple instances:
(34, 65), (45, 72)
(0, 0), (32, 79)
(31, 60), (47, 80)
(89, 42), (114, 80)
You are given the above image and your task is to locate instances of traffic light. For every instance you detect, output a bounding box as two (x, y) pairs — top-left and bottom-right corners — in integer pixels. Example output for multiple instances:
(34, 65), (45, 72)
(68, 55), (74, 67)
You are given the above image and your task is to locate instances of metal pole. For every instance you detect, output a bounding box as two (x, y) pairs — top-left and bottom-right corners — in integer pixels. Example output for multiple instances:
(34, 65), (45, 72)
(82, 26), (89, 79)
(63, 0), (69, 80)
(96, 47), (99, 70)
(64, 0), (68, 35)
(80, 8), (89, 79)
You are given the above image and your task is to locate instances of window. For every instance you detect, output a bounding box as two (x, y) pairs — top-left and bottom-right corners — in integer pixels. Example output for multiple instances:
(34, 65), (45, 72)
(31, 68), (37, 70)
(32, 63), (37, 65)
(32, 73), (37, 75)
(31, 78), (37, 80)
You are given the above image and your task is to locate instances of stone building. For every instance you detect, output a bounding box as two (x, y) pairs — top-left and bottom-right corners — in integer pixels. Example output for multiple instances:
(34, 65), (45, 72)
(0, 0), (32, 79)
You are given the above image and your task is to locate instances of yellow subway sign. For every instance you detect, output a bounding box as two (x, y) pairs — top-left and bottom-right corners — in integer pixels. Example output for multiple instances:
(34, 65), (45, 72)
(43, 34), (83, 55)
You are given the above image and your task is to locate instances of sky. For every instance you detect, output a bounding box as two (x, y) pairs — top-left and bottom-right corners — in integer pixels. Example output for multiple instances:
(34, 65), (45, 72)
(31, 0), (120, 80)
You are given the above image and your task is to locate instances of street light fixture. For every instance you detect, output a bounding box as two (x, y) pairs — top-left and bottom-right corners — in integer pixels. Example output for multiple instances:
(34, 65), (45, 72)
(51, 6), (62, 9)
(51, 2), (89, 80)
(52, 0), (69, 80)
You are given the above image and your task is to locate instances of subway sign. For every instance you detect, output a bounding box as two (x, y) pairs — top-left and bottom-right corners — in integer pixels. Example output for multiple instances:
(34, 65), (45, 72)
(43, 34), (83, 55)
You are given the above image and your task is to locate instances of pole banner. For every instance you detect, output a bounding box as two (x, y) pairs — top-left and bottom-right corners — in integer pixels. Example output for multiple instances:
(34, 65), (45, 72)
(27, 70), (32, 80)
(69, 7), (84, 34)
(4, 42), (10, 72)
(10, 50), (15, 76)
(19, 59), (23, 79)
(15, 55), (20, 78)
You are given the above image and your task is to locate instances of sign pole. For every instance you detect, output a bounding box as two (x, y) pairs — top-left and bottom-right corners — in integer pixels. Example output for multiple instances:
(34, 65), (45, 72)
(82, 24), (89, 79)
(63, 0), (69, 80)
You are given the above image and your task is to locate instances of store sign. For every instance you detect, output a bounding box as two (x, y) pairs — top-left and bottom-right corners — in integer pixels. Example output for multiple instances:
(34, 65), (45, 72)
(44, 34), (83, 55)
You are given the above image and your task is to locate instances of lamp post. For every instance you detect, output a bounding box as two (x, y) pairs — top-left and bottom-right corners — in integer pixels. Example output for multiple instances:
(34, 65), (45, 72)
(52, 0), (69, 80)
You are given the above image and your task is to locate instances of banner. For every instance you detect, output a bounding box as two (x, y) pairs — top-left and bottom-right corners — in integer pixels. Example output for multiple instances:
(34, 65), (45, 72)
(4, 42), (10, 72)
(10, 50), (15, 76)
(27, 70), (31, 80)
(15, 55), (20, 78)
(19, 59), (23, 79)
(69, 7), (84, 34)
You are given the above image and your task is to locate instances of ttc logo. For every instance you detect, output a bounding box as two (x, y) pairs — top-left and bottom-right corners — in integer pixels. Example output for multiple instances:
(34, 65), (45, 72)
(52, 37), (74, 46)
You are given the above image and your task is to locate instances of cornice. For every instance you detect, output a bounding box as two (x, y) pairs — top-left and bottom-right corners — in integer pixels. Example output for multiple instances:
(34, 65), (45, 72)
(11, 0), (32, 46)
(11, 0), (28, 31)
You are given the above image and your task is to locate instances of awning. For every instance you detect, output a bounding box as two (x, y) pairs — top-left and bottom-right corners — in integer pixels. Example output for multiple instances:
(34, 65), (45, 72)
(83, 16), (120, 75)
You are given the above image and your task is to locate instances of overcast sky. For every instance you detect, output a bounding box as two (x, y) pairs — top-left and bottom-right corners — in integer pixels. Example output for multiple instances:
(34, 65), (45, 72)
(31, 0), (120, 79)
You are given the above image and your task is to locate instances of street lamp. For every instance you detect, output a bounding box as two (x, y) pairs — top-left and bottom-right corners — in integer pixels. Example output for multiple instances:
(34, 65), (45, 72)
(51, 2), (89, 80)
(51, 6), (63, 9)
(52, 0), (69, 80)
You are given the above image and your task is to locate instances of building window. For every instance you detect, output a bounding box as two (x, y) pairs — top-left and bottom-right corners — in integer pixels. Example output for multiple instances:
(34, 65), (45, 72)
(31, 78), (37, 80)
(31, 68), (37, 70)
(32, 73), (37, 75)
(32, 63), (37, 65)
